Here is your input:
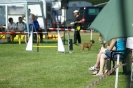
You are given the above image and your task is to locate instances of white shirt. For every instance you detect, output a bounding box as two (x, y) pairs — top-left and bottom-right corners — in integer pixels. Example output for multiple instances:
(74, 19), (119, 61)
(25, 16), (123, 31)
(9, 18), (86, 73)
(15, 22), (25, 31)
(126, 37), (133, 49)
(29, 14), (33, 24)
(7, 22), (16, 32)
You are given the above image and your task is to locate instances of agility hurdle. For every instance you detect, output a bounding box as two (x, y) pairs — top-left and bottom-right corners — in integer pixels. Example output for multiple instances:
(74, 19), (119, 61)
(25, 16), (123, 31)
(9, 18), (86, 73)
(26, 30), (65, 53)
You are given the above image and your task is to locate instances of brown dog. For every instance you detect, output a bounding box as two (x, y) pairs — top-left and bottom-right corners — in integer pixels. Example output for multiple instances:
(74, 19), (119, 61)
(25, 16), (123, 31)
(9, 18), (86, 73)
(81, 40), (95, 51)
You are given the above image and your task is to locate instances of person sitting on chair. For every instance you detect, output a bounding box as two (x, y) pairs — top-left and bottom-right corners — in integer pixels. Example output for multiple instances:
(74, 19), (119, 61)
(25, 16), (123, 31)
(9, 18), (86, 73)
(7, 17), (16, 43)
(15, 17), (26, 32)
(88, 38), (126, 76)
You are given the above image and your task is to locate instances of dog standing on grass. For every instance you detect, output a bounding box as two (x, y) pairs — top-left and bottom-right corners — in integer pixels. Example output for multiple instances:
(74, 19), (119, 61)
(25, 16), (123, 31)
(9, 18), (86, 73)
(81, 40), (95, 51)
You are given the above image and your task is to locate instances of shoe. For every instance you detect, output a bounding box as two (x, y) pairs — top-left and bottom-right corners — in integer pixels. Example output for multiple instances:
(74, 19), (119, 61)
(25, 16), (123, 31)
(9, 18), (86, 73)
(92, 70), (98, 75)
(88, 66), (99, 71)
(95, 73), (103, 76)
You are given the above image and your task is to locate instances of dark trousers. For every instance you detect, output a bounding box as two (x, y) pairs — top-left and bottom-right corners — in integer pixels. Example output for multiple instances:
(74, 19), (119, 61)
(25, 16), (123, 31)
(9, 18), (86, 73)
(38, 30), (43, 41)
(74, 31), (81, 44)
(33, 30), (43, 41)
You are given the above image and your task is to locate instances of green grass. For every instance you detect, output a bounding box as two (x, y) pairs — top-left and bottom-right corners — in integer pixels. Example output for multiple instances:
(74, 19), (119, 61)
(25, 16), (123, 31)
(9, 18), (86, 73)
(0, 32), (130, 88)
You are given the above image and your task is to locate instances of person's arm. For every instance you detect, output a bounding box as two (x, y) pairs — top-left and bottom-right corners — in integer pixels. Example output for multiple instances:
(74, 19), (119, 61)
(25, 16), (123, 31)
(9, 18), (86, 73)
(131, 50), (133, 58)
(7, 23), (11, 31)
(32, 14), (35, 21)
(75, 20), (83, 23)
(7, 26), (10, 31)
(14, 23), (18, 31)
(107, 38), (117, 50)
(75, 16), (83, 23)
(22, 14), (25, 21)
(23, 23), (27, 32)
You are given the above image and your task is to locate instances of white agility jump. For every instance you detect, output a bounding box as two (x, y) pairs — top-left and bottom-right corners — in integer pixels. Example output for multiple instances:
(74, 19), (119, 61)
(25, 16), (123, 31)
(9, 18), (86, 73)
(26, 30), (65, 53)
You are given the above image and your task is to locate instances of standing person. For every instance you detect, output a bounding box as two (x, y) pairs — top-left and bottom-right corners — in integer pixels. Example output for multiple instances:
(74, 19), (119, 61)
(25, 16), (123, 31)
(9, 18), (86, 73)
(73, 10), (83, 44)
(6, 17), (16, 43)
(33, 16), (43, 42)
(22, 9), (35, 44)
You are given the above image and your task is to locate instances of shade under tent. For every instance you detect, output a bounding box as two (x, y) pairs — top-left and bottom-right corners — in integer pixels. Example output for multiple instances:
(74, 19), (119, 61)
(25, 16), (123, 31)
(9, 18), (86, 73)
(0, 0), (46, 37)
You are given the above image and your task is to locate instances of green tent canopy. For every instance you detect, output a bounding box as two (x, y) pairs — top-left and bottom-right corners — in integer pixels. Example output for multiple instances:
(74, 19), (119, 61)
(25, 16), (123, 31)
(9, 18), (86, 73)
(89, 0), (133, 42)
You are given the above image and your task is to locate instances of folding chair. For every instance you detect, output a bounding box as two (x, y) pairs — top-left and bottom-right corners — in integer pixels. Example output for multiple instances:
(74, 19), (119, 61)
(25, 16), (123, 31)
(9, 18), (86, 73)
(106, 50), (127, 74)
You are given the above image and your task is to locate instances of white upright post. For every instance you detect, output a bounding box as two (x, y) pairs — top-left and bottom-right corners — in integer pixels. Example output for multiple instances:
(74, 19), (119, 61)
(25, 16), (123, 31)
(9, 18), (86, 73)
(24, 4), (29, 38)
(40, 2), (46, 31)
(57, 28), (65, 53)
(90, 30), (92, 40)
(26, 32), (33, 51)
(62, 9), (66, 22)
(5, 5), (9, 40)
(5, 5), (8, 30)
(115, 54), (120, 88)
(40, 2), (47, 42)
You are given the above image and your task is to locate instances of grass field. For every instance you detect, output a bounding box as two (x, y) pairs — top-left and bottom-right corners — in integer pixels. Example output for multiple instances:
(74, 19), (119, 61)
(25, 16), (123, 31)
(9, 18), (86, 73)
(0, 32), (130, 88)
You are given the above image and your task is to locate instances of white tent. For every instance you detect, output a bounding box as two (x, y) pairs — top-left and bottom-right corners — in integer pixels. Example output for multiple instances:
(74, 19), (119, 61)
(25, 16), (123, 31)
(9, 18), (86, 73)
(0, 0), (46, 36)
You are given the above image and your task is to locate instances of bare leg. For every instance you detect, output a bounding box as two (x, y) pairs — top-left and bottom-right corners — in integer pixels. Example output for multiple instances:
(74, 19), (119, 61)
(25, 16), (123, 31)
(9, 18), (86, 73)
(94, 47), (106, 67)
(94, 53), (101, 67)
(11, 35), (15, 42)
(98, 54), (107, 73)
(25, 35), (27, 44)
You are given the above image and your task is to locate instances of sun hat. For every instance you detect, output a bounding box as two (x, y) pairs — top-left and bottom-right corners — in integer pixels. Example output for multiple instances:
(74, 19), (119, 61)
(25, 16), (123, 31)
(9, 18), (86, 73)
(73, 10), (78, 13)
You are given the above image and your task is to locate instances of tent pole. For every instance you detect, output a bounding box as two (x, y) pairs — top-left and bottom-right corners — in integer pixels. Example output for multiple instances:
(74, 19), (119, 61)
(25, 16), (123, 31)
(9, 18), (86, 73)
(5, 5), (8, 30)
(24, 4), (29, 38)
(40, 2), (47, 42)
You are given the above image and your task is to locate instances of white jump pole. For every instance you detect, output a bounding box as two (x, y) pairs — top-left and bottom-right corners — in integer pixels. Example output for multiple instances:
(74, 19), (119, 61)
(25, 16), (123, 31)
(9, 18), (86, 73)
(5, 5), (8, 31)
(115, 54), (120, 88)
(90, 30), (92, 40)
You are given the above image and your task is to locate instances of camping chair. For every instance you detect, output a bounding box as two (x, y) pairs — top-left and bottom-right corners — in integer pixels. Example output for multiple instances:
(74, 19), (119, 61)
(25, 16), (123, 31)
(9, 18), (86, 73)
(106, 50), (127, 74)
